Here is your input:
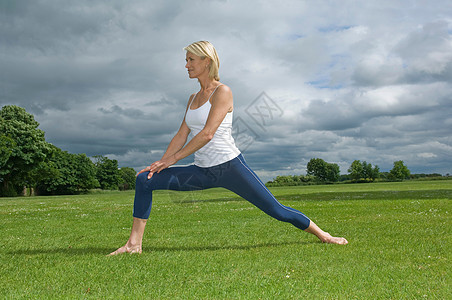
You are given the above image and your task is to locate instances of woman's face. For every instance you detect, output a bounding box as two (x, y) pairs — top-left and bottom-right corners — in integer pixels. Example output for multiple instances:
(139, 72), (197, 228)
(185, 52), (209, 79)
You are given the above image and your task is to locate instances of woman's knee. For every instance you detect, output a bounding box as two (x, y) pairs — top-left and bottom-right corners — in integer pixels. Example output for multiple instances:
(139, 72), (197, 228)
(135, 172), (150, 188)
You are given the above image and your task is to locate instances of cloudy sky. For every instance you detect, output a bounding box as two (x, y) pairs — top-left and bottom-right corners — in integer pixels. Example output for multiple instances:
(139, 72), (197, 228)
(1, 0), (451, 182)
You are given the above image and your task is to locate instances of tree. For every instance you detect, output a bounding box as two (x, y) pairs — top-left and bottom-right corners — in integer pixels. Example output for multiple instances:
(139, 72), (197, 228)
(74, 153), (99, 191)
(94, 155), (120, 190)
(0, 135), (15, 173)
(34, 145), (99, 195)
(307, 158), (340, 182)
(389, 160), (410, 181)
(119, 167), (136, 190)
(325, 163), (340, 182)
(348, 160), (364, 181)
(369, 164), (380, 181)
(307, 158), (326, 181)
(0, 105), (51, 196)
(348, 160), (380, 182)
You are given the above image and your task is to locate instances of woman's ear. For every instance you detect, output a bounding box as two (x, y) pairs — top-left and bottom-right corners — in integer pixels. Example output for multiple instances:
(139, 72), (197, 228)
(203, 57), (211, 68)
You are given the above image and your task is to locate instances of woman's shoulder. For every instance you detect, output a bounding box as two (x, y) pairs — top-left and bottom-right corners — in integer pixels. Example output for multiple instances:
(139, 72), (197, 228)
(184, 93), (197, 110)
(187, 92), (197, 102)
(215, 83), (232, 97)
(210, 83), (233, 110)
(217, 83), (231, 92)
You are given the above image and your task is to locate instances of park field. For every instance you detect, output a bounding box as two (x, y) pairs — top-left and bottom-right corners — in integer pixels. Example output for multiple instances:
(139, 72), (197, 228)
(0, 180), (450, 299)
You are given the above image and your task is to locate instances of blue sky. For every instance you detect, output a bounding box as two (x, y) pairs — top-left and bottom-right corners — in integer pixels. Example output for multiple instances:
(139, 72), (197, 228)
(1, 0), (451, 182)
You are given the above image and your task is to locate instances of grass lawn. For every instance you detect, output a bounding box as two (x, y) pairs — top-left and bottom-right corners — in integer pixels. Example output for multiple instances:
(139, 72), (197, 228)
(1, 180), (450, 299)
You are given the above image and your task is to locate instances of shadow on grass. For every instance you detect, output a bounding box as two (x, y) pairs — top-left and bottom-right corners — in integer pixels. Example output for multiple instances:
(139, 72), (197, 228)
(8, 247), (113, 256)
(8, 240), (311, 256)
(144, 240), (310, 252)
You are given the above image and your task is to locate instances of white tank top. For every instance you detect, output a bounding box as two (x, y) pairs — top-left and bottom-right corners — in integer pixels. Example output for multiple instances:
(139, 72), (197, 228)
(185, 85), (241, 167)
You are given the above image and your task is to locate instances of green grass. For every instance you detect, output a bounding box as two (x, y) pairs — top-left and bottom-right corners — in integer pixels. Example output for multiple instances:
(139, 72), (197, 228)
(1, 181), (450, 299)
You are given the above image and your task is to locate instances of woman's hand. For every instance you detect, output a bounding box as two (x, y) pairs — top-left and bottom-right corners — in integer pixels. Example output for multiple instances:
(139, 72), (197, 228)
(136, 154), (178, 179)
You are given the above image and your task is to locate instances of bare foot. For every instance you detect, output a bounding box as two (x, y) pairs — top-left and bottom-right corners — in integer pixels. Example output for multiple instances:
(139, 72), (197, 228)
(320, 232), (348, 245)
(108, 244), (142, 256)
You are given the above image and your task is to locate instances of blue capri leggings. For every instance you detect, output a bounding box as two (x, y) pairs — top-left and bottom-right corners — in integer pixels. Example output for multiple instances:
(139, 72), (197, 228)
(133, 154), (311, 230)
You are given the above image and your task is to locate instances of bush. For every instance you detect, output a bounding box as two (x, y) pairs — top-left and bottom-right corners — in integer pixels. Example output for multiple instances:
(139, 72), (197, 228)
(266, 175), (317, 187)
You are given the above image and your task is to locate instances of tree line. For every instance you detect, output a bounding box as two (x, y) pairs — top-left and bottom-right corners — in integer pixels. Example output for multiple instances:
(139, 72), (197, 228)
(266, 157), (447, 187)
(0, 105), (136, 197)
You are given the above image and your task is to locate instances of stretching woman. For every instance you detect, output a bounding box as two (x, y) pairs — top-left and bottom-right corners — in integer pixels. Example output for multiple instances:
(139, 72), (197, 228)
(109, 41), (348, 255)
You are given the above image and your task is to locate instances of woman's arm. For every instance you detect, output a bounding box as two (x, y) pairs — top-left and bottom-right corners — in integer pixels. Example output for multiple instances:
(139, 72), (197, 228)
(148, 85), (232, 176)
(161, 120), (190, 160)
(137, 94), (194, 178)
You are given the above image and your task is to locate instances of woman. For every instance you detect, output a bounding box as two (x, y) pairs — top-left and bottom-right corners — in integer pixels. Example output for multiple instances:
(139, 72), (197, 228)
(109, 41), (348, 255)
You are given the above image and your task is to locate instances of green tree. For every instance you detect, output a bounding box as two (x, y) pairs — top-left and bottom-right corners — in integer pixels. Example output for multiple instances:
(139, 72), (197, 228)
(34, 145), (99, 195)
(370, 164), (380, 181)
(0, 135), (15, 170)
(0, 105), (51, 196)
(362, 161), (372, 179)
(348, 160), (380, 182)
(307, 158), (340, 182)
(307, 158), (327, 181)
(94, 155), (120, 190)
(325, 163), (340, 182)
(119, 167), (136, 190)
(389, 160), (410, 181)
(348, 160), (364, 181)
(74, 153), (99, 191)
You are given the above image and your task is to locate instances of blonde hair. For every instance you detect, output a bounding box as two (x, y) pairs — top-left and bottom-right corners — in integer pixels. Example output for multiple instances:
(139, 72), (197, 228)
(184, 41), (220, 81)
